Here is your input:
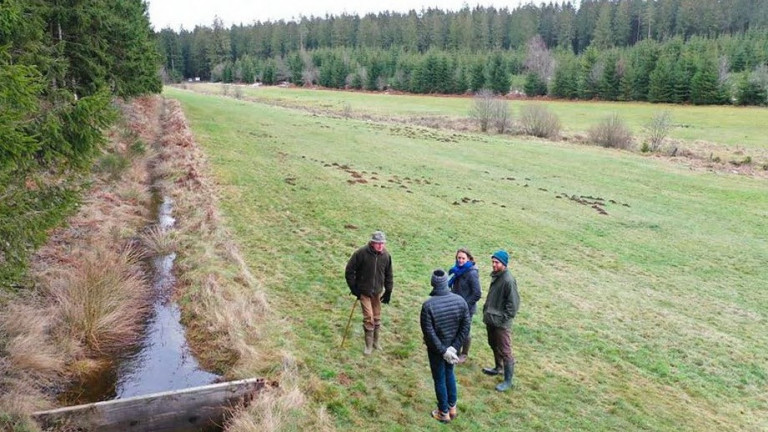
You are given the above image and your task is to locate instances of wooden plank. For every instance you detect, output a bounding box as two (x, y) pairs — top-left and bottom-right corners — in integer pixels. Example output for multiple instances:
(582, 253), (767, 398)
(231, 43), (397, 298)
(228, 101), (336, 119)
(33, 378), (269, 432)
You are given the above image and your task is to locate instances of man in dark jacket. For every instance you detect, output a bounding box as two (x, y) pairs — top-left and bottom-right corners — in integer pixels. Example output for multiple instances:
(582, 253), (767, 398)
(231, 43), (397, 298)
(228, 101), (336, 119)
(482, 249), (520, 392)
(345, 231), (394, 355)
(420, 269), (470, 423)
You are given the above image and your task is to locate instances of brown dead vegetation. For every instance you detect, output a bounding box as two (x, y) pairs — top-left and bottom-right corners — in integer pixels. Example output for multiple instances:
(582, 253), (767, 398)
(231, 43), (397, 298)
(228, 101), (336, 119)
(0, 97), (160, 427)
(155, 98), (328, 430)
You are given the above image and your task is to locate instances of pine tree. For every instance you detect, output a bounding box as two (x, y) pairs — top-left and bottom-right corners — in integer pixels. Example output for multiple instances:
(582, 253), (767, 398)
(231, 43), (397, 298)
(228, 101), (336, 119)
(735, 73), (768, 106)
(487, 53), (510, 94)
(578, 46), (600, 99)
(524, 73), (547, 96)
(469, 60), (486, 92)
(551, 54), (579, 99)
(690, 59), (722, 105)
(598, 53), (620, 101)
(648, 56), (675, 102)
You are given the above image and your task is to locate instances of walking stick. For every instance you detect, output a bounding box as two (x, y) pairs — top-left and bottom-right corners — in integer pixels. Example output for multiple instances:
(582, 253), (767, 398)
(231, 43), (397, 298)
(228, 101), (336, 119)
(340, 298), (359, 349)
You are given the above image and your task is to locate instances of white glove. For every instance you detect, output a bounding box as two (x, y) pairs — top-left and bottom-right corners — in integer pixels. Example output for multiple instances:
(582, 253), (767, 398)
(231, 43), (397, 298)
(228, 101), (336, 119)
(443, 346), (459, 364)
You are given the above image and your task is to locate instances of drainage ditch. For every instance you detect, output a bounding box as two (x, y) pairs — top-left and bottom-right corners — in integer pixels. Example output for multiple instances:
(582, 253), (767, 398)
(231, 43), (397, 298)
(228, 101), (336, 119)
(61, 195), (219, 404)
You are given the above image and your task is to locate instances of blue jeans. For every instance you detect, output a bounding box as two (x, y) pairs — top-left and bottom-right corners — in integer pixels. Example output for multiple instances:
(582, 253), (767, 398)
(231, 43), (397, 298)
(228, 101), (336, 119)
(428, 349), (457, 413)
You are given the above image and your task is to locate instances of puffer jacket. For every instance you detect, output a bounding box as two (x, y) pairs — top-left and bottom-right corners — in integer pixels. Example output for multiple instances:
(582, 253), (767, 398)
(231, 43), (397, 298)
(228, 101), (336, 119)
(451, 266), (482, 315)
(420, 289), (470, 355)
(482, 269), (520, 329)
(345, 244), (393, 297)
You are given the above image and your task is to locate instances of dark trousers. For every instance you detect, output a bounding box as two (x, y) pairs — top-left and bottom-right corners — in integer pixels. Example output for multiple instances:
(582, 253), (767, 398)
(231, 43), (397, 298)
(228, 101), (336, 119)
(486, 325), (515, 364)
(427, 349), (457, 413)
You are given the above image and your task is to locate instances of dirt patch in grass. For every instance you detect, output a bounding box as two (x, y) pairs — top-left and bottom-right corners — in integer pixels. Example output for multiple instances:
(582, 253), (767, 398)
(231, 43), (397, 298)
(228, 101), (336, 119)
(186, 84), (768, 179)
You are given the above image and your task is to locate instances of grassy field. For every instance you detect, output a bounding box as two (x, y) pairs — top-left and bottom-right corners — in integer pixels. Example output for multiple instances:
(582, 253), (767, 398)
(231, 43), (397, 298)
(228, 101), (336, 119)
(165, 87), (767, 431)
(191, 83), (768, 151)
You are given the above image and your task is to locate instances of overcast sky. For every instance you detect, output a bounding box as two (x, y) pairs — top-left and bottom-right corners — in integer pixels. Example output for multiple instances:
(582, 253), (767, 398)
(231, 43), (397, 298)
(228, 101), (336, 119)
(146, 0), (535, 31)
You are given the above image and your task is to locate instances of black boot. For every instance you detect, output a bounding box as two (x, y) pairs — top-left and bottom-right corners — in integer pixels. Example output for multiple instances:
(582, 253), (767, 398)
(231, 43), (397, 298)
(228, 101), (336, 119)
(495, 361), (515, 391)
(482, 351), (503, 375)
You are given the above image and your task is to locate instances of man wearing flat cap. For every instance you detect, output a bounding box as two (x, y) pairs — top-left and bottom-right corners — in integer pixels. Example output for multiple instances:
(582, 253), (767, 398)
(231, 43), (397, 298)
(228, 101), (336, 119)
(481, 249), (520, 391)
(345, 231), (394, 355)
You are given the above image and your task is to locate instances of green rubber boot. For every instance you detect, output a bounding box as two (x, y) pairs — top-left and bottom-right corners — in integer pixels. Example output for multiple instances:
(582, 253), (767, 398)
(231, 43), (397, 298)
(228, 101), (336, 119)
(495, 361), (515, 392)
(364, 330), (374, 356)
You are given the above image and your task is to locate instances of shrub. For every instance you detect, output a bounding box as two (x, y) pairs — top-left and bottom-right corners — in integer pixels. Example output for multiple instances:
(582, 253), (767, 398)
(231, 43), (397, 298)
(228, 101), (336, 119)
(493, 99), (512, 133)
(129, 139), (147, 156)
(233, 86), (244, 100)
(469, 89), (495, 132)
(517, 105), (561, 139)
(523, 72), (547, 96)
(97, 153), (129, 180)
(469, 91), (512, 134)
(643, 111), (673, 152)
(589, 113), (634, 149)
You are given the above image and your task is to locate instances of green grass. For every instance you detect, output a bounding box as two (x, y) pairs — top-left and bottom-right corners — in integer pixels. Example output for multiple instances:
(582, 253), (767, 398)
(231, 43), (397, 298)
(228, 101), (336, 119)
(166, 87), (768, 432)
(190, 83), (768, 150)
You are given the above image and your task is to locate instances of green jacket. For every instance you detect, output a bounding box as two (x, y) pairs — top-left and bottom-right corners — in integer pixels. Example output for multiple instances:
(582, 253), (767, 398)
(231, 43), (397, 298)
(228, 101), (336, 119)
(482, 268), (520, 329)
(345, 244), (393, 297)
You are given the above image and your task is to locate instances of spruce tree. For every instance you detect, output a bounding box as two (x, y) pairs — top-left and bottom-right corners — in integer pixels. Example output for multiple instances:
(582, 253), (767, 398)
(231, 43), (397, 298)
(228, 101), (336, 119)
(690, 59), (722, 105)
(487, 53), (510, 94)
(735, 74), (767, 106)
(469, 61), (486, 92)
(648, 56), (675, 102)
(598, 54), (620, 101)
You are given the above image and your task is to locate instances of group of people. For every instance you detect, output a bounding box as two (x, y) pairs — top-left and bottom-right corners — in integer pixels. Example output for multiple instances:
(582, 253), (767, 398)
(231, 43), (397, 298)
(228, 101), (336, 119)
(345, 231), (521, 424)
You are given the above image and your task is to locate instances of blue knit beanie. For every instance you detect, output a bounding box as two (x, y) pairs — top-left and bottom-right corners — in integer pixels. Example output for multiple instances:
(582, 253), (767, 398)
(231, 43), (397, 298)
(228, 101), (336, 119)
(491, 250), (509, 267)
(431, 269), (449, 291)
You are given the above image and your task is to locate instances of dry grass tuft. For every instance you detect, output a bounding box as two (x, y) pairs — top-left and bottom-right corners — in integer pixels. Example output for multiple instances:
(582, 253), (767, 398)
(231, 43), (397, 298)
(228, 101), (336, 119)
(139, 225), (177, 256)
(49, 247), (149, 355)
(6, 334), (64, 376)
(225, 360), (334, 432)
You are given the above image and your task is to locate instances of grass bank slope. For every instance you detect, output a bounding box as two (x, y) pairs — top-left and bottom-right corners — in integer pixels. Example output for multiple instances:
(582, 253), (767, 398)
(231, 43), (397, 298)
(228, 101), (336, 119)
(166, 87), (767, 432)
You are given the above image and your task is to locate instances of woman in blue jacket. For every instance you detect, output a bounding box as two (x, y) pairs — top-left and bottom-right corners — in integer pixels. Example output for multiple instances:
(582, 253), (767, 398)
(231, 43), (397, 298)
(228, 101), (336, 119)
(448, 248), (482, 363)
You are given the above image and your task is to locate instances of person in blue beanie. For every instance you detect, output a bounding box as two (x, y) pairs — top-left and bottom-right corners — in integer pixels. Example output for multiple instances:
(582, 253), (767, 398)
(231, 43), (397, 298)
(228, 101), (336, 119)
(481, 249), (520, 391)
(448, 248), (482, 363)
(420, 269), (470, 423)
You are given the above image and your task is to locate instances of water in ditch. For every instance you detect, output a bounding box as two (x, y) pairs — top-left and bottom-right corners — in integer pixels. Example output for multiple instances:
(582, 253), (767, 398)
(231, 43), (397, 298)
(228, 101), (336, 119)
(62, 196), (219, 403)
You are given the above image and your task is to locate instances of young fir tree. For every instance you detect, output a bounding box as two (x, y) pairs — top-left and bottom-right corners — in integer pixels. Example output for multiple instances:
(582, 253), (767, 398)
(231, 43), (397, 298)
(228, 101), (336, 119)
(735, 73), (767, 106)
(648, 55), (675, 103)
(690, 58), (724, 105)
(487, 53), (510, 94)
(598, 53), (620, 101)
(551, 53), (579, 99)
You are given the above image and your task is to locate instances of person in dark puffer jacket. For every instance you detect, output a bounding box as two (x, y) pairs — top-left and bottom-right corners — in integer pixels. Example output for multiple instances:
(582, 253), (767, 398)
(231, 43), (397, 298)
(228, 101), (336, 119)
(448, 247), (482, 363)
(420, 269), (470, 423)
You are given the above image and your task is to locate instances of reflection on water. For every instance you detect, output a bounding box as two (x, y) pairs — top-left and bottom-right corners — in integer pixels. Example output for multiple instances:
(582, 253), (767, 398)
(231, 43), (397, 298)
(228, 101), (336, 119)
(62, 196), (218, 404)
(115, 251), (219, 398)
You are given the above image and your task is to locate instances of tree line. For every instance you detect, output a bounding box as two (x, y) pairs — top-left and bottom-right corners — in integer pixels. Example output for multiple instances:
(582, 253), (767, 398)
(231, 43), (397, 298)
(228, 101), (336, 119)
(156, 0), (768, 105)
(0, 0), (161, 287)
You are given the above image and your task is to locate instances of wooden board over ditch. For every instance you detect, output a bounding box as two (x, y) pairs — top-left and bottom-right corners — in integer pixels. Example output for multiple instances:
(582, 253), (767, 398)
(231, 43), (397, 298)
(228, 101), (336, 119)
(32, 378), (269, 432)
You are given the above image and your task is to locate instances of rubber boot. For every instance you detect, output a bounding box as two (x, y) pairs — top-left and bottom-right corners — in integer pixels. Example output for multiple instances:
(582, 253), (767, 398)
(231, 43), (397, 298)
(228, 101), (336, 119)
(363, 330), (374, 356)
(482, 351), (503, 375)
(458, 336), (471, 363)
(495, 361), (515, 392)
(373, 327), (381, 350)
